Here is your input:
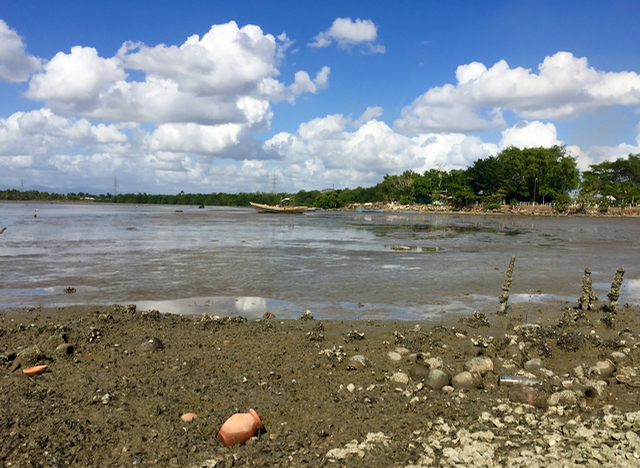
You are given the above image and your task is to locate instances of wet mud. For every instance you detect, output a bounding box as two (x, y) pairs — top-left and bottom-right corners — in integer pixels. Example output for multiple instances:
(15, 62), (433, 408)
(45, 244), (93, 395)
(2, 301), (640, 467)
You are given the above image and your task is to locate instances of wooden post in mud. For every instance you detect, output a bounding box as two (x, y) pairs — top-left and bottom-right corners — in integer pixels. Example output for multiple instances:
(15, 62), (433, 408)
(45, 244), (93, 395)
(498, 255), (516, 314)
(578, 268), (597, 311)
(607, 267), (625, 313)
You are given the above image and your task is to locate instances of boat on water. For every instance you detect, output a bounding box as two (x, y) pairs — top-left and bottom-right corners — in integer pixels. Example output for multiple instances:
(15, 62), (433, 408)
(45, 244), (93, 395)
(356, 207), (384, 213)
(250, 198), (308, 214)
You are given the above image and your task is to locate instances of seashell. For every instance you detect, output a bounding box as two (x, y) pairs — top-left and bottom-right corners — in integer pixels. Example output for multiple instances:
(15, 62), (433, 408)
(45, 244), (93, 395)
(180, 413), (198, 422)
(218, 409), (263, 446)
(615, 374), (631, 385)
(23, 365), (48, 377)
(627, 379), (640, 389)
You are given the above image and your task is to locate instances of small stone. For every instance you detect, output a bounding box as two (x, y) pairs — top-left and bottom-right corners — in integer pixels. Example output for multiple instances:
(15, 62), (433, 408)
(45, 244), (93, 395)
(548, 390), (578, 407)
(425, 369), (450, 390)
(346, 383), (356, 393)
(54, 343), (74, 356)
(140, 338), (164, 352)
(422, 357), (443, 369)
(299, 310), (314, 320)
(524, 358), (543, 373)
(609, 352), (629, 366)
(464, 356), (494, 376)
(451, 371), (481, 389)
(390, 372), (409, 384)
(409, 362), (429, 381)
(595, 360), (615, 378)
(180, 413), (197, 422)
(387, 352), (402, 362)
(348, 355), (367, 368)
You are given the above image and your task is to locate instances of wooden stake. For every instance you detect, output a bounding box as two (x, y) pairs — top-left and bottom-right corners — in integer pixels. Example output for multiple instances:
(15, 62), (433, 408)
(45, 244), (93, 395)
(498, 256), (516, 314)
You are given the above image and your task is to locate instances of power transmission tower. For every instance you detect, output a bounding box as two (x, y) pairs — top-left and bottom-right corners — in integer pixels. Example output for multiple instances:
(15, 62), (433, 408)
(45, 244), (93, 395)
(271, 171), (277, 194)
(114, 176), (119, 201)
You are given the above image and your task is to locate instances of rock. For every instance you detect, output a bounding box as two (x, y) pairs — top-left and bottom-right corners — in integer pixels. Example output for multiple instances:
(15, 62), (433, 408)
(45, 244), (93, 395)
(54, 343), (74, 356)
(608, 351), (629, 366)
(451, 371), (482, 389)
(464, 356), (494, 376)
(594, 360), (615, 378)
(10, 345), (46, 372)
(524, 358), (544, 373)
(387, 351), (402, 362)
(390, 372), (409, 384)
(140, 338), (164, 352)
(425, 369), (450, 390)
(409, 362), (429, 381)
(548, 389), (579, 407)
(299, 310), (314, 320)
(422, 356), (443, 369)
(348, 355), (367, 369)
(180, 413), (197, 422)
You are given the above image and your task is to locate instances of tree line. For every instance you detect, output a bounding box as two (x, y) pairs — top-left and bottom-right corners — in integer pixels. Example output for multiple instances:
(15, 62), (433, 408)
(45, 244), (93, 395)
(2, 147), (639, 211)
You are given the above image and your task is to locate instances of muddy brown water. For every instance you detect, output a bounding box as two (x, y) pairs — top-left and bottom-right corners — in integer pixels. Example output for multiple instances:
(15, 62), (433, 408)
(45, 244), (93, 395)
(1, 202), (638, 320)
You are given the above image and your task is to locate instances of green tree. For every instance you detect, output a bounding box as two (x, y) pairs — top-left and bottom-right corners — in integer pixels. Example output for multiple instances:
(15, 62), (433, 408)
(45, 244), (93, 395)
(580, 154), (640, 207)
(314, 191), (343, 209)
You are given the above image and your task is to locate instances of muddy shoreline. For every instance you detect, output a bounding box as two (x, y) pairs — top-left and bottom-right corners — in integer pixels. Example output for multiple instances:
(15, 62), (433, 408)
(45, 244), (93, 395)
(3, 299), (640, 467)
(344, 202), (640, 217)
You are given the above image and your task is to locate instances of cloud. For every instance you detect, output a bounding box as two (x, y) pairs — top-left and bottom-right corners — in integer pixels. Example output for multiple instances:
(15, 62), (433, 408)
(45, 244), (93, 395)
(264, 113), (497, 191)
(25, 21), (327, 127)
(309, 18), (384, 53)
(290, 66), (330, 95)
(355, 106), (383, 125)
(0, 19), (42, 82)
(395, 52), (640, 135)
(499, 120), (562, 150)
(0, 108), (128, 157)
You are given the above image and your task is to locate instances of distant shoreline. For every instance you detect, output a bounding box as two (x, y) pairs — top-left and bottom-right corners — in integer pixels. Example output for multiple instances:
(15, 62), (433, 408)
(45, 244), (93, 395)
(3, 198), (639, 217)
(344, 202), (640, 217)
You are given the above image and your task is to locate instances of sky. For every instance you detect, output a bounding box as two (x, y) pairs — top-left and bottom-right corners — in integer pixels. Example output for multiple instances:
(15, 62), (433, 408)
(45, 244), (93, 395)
(1, 1), (640, 195)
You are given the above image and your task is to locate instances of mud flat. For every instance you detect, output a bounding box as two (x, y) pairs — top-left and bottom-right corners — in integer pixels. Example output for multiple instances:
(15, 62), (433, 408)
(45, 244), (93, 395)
(2, 300), (640, 467)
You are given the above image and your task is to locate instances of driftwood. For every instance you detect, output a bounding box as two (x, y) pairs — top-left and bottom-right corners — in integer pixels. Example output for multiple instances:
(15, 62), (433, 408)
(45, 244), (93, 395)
(498, 256), (516, 314)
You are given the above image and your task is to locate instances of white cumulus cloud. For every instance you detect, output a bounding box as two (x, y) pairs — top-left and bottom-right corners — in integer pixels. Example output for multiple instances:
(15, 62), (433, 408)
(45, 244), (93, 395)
(309, 18), (384, 53)
(395, 52), (640, 135)
(499, 120), (563, 150)
(0, 19), (42, 82)
(264, 113), (497, 191)
(25, 21), (327, 128)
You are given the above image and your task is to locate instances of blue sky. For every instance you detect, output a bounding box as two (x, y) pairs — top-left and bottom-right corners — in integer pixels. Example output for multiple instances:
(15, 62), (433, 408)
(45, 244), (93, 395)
(1, 1), (639, 195)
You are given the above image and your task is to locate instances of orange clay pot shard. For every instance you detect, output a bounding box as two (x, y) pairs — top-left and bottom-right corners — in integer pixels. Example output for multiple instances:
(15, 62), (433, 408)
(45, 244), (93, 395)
(218, 409), (263, 446)
(23, 365), (48, 377)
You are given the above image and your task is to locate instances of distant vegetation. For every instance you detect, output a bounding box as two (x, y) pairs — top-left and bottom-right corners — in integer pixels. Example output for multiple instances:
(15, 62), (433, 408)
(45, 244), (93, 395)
(2, 148), (639, 210)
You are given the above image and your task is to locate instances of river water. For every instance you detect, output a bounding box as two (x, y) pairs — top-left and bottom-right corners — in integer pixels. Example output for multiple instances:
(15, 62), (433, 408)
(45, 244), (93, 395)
(1, 202), (638, 320)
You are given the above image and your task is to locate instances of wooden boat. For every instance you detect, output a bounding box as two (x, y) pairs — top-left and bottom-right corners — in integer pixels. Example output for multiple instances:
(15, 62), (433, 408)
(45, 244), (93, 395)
(250, 198), (308, 214)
